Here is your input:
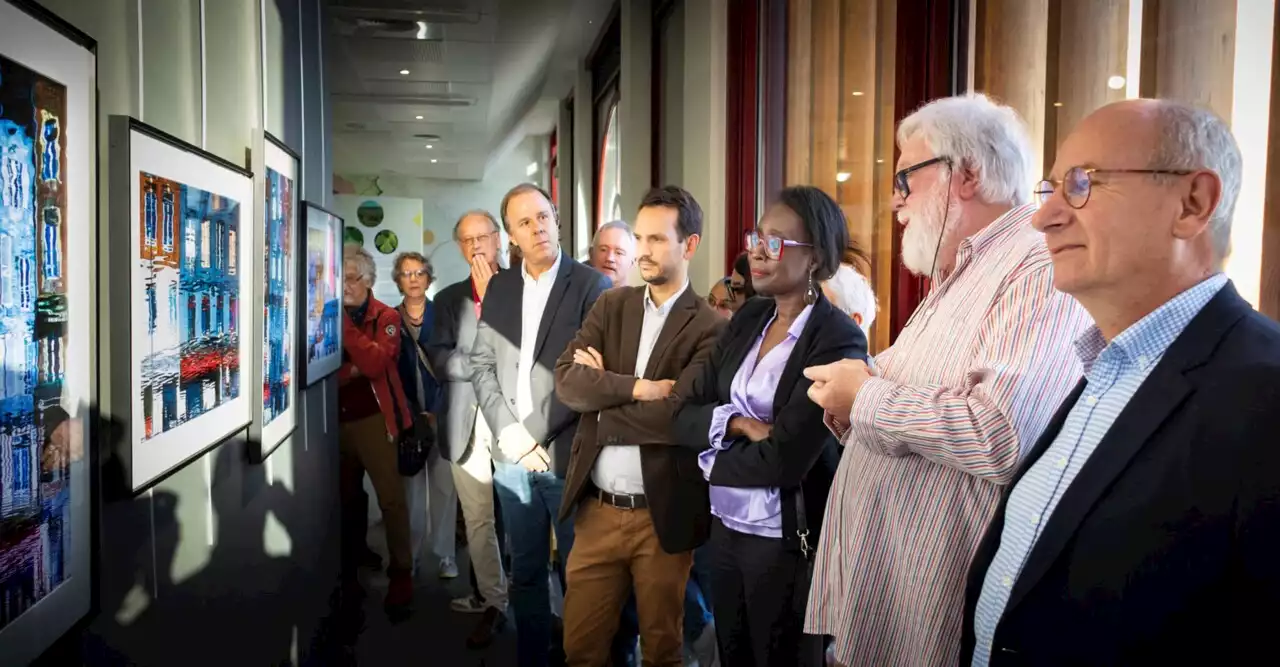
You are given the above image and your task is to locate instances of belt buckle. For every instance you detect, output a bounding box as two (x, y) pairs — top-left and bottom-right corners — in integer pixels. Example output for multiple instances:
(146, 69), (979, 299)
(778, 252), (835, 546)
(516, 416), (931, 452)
(615, 492), (636, 510)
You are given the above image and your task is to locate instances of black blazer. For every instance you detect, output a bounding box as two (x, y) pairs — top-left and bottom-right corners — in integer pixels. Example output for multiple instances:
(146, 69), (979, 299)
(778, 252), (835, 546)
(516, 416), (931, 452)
(961, 283), (1280, 666)
(672, 294), (867, 551)
(470, 251), (610, 478)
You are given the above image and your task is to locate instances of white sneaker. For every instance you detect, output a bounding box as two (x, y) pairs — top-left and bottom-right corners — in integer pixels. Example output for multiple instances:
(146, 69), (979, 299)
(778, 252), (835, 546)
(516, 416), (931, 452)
(438, 557), (459, 579)
(450, 594), (486, 613)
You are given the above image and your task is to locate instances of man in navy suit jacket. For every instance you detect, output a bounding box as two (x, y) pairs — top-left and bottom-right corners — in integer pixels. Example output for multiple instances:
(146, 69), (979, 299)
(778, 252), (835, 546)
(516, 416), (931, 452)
(963, 99), (1280, 666)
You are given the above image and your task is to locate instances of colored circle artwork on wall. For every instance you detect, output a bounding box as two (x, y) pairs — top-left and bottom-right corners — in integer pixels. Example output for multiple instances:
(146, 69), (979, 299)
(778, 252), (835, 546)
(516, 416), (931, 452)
(344, 226), (364, 246)
(356, 200), (384, 228)
(374, 229), (399, 254)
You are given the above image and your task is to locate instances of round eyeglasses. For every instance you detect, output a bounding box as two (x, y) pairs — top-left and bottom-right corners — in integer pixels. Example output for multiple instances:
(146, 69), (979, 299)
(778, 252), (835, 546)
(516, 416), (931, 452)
(1035, 166), (1194, 209)
(744, 231), (813, 260)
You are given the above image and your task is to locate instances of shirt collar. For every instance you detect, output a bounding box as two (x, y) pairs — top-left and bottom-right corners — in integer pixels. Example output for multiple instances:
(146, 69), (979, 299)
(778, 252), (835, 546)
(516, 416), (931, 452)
(1073, 273), (1228, 374)
(521, 250), (563, 284)
(943, 204), (1036, 282)
(644, 281), (689, 317)
(787, 303), (815, 338)
(347, 293), (371, 324)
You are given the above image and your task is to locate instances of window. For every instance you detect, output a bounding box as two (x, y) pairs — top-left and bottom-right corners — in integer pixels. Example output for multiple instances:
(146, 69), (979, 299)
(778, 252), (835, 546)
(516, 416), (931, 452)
(784, 0), (902, 353)
(597, 100), (623, 225)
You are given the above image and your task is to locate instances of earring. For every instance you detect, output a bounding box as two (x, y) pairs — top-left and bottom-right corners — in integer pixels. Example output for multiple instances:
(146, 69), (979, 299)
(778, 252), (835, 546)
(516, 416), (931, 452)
(804, 269), (818, 305)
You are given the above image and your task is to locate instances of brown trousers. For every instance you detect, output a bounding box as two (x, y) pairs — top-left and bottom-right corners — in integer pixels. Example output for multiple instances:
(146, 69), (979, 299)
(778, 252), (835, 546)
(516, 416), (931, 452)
(339, 413), (412, 574)
(563, 500), (693, 667)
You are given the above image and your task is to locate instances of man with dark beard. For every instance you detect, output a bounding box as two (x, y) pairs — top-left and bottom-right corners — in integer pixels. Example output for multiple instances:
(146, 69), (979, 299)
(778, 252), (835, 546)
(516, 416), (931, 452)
(802, 94), (1091, 667)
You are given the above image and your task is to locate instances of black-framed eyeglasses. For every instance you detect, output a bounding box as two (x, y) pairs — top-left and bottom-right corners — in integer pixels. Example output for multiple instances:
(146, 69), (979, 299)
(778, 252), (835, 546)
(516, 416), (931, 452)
(745, 231), (813, 260)
(1036, 166), (1194, 209)
(719, 276), (738, 301)
(894, 156), (951, 198)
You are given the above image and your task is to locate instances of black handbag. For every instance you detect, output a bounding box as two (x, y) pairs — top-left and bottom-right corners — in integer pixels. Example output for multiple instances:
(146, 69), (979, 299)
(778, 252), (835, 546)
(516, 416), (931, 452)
(386, 365), (434, 476)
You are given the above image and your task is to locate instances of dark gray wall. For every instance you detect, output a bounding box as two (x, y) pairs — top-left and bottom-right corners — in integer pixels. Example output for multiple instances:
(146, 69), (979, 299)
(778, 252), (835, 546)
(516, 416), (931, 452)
(31, 0), (340, 664)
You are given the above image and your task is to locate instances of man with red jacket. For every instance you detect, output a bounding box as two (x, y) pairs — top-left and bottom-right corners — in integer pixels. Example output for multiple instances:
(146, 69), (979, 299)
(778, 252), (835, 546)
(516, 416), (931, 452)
(339, 243), (417, 617)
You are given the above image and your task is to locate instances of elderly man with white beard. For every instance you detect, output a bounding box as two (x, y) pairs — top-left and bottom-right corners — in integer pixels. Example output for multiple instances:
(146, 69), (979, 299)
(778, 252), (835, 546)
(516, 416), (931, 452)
(801, 94), (1092, 667)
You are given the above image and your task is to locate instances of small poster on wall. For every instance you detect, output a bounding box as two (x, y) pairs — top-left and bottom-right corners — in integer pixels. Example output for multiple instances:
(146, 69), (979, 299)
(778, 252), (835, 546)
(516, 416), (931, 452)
(334, 194), (424, 304)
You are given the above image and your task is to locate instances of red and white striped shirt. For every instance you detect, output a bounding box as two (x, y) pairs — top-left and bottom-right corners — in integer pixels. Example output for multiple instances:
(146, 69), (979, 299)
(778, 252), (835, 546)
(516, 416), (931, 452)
(805, 204), (1090, 667)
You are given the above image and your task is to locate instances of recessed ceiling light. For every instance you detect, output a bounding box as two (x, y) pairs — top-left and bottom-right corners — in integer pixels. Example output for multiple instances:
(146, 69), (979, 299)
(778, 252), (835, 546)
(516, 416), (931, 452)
(836, 172), (851, 182)
(430, 159), (438, 164)
(424, 144), (433, 149)
(415, 115), (423, 120)
(875, 159), (884, 164)
(851, 91), (864, 96)
(1107, 75), (1125, 90)
(399, 69), (410, 75)
(1053, 101), (1064, 107)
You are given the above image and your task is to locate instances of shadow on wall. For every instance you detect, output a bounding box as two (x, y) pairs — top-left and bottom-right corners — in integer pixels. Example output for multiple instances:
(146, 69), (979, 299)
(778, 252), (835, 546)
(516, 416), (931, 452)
(26, 401), (358, 667)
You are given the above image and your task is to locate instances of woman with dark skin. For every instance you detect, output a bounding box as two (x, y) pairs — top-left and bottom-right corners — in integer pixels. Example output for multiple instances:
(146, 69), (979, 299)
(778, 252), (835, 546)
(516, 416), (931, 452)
(673, 186), (868, 667)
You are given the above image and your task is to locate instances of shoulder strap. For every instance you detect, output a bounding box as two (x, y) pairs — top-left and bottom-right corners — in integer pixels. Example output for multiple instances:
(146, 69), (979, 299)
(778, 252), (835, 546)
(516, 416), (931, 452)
(795, 486), (811, 559)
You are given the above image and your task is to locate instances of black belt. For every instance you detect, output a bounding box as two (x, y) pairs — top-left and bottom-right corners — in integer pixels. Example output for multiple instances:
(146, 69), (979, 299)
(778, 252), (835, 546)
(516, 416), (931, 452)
(594, 487), (648, 510)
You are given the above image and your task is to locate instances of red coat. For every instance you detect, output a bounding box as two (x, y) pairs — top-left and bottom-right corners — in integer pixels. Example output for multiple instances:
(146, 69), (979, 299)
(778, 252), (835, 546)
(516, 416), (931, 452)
(339, 294), (414, 437)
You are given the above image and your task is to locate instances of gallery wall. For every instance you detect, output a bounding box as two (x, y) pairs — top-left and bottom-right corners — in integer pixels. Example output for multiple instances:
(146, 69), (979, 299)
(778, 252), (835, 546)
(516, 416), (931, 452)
(30, 0), (339, 663)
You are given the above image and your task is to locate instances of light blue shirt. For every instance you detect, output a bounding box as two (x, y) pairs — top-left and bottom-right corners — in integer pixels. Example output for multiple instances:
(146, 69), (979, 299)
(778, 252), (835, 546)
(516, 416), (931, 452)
(971, 273), (1228, 667)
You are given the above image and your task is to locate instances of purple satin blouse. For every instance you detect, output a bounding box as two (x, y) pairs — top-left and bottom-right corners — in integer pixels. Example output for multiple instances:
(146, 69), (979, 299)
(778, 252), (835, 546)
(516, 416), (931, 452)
(698, 304), (813, 538)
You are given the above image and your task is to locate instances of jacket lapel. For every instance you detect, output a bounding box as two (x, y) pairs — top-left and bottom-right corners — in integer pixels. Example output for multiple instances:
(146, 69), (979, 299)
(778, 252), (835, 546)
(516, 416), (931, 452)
(1004, 283), (1253, 613)
(771, 296), (829, 415)
(643, 288), (698, 378)
(533, 251), (574, 360)
(619, 288), (644, 375)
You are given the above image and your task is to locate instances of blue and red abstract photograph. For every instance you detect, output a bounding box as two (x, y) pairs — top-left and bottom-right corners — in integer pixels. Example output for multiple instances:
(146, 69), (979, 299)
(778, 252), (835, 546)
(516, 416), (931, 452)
(0, 53), (72, 630)
(137, 172), (242, 442)
(263, 167), (292, 425)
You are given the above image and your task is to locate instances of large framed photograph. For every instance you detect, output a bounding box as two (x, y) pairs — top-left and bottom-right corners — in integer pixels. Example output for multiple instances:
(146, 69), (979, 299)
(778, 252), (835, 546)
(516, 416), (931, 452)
(247, 132), (299, 462)
(108, 116), (254, 493)
(0, 1), (96, 663)
(299, 202), (343, 387)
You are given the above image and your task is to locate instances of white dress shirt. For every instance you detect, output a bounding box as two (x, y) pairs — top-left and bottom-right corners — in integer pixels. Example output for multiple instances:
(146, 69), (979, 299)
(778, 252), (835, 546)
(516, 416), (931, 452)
(591, 281), (688, 495)
(516, 252), (562, 422)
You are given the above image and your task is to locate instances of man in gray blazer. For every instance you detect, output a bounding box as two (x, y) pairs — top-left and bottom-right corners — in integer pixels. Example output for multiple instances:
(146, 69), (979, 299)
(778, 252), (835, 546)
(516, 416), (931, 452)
(427, 209), (509, 648)
(470, 183), (610, 667)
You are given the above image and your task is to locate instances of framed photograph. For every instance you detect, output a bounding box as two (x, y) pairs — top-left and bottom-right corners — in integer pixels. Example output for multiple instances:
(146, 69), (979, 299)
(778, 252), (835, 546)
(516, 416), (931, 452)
(247, 132), (299, 462)
(0, 1), (97, 663)
(107, 115), (254, 493)
(298, 202), (343, 387)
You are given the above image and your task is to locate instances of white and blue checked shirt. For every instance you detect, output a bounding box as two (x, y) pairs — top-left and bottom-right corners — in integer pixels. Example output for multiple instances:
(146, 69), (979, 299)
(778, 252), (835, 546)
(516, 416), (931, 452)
(971, 273), (1228, 666)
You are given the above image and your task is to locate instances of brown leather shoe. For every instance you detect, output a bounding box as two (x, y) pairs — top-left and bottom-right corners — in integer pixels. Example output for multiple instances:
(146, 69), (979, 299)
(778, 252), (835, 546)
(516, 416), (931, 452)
(466, 606), (506, 649)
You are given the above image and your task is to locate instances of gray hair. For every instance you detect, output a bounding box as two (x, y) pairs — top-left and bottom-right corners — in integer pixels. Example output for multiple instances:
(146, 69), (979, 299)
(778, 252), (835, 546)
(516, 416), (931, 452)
(592, 220), (633, 247)
(343, 243), (376, 285)
(897, 93), (1034, 206)
(824, 265), (878, 332)
(1148, 100), (1242, 261)
(393, 251), (433, 282)
(452, 209), (500, 241)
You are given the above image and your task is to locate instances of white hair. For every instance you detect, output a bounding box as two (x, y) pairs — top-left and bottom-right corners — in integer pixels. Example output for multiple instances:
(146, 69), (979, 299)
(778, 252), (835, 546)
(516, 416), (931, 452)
(825, 265), (877, 333)
(592, 220), (633, 247)
(897, 93), (1034, 206)
(1148, 100), (1242, 261)
(343, 243), (375, 285)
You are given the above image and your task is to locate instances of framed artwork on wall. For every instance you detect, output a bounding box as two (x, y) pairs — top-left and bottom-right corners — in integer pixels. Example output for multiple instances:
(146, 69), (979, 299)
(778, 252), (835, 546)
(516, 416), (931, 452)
(247, 131), (299, 462)
(298, 202), (343, 387)
(107, 115), (254, 493)
(0, 1), (97, 663)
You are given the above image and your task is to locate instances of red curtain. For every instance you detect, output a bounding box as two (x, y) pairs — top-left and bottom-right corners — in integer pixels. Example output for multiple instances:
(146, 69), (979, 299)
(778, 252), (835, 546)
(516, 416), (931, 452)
(724, 0), (760, 274)
(891, 0), (957, 341)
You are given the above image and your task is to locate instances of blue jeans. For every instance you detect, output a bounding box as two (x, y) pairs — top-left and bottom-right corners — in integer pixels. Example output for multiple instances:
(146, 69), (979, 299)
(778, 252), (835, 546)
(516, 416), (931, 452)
(611, 545), (715, 665)
(492, 462), (574, 667)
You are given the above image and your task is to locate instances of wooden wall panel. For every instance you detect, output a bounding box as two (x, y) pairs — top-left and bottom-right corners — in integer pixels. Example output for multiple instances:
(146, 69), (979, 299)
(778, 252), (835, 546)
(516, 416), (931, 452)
(1152, 0), (1238, 120)
(975, 0), (1051, 176)
(811, 0), (842, 196)
(1050, 0), (1130, 168)
(786, 0), (813, 185)
(839, 0), (879, 246)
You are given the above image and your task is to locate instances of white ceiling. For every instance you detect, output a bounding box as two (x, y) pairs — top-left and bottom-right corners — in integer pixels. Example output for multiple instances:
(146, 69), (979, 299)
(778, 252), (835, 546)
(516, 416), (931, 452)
(328, 0), (615, 181)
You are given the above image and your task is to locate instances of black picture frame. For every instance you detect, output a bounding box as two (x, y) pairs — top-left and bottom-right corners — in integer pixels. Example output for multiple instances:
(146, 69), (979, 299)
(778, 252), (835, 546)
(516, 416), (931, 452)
(297, 201), (345, 388)
(106, 115), (255, 495)
(0, 1), (98, 663)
